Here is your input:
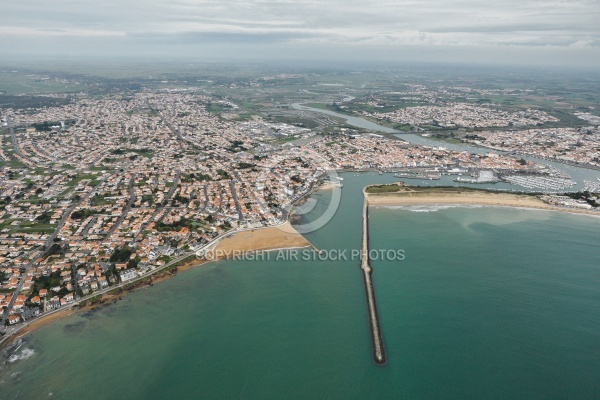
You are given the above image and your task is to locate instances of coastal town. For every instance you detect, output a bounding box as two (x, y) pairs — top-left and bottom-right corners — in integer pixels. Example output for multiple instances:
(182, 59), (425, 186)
(371, 102), (560, 129)
(1, 84), (599, 336)
(456, 127), (600, 167)
(4, 0), (600, 394)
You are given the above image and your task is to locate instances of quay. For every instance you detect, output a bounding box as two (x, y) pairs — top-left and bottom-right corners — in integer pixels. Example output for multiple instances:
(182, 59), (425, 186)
(360, 196), (386, 365)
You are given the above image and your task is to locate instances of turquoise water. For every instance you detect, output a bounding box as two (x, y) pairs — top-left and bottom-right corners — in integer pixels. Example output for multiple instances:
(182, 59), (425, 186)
(1, 174), (599, 399)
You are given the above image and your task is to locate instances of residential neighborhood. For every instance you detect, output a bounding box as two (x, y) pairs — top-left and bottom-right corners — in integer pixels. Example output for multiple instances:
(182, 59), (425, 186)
(1, 90), (598, 330)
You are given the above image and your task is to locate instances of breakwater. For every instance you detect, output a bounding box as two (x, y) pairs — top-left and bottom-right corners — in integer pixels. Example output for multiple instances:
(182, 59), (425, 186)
(360, 196), (386, 365)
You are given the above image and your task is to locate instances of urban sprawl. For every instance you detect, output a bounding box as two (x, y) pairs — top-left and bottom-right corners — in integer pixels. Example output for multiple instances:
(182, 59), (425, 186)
(1, 88), (599, 330)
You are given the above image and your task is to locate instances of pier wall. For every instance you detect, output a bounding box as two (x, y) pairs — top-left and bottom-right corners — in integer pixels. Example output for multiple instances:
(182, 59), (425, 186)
(361, 198), (386, 365)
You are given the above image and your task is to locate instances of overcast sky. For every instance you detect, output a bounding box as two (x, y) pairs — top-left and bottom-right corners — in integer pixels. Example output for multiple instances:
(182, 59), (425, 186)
(2, 0), (599, 66)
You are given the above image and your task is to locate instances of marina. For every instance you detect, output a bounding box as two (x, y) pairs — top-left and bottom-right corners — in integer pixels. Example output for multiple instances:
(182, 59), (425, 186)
(291, 103), (600, 193)
(501, 175), (577, 191)
(1, 173), (599, 399)
(454, 170), (498, 184)
(394, 171), (441, 180)
(583, 180), (600, 193)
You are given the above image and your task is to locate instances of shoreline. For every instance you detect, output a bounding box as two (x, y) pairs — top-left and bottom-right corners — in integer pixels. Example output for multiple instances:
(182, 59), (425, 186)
(365, 186), (600, 217)
(210, 221), (312, 256)
(1, 221), (312, 350)
(4, 182), (596, 349)
(0, 264), (199, 350)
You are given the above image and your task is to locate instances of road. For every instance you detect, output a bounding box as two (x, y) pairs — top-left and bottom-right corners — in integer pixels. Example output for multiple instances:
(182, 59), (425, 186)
(216, 183), (225, 214)
(104, 174), (137, 240)
(1, 172), (114, 328)
(32, 140), (55, 163)
(9, 127), (32, 167)
(10, 130), (23, 158)
(0, 251), (197, 345)
(146, 100), (184, 141)
(199, 184), (208, 212)
(135, 169), (180, 237)
(229, 179), (244, 221)
(146, 100), (208, 157)
(164, 170), (181, 205)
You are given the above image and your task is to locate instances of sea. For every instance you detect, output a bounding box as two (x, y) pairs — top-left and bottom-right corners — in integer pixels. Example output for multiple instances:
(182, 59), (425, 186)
(1, 173), (599, 399)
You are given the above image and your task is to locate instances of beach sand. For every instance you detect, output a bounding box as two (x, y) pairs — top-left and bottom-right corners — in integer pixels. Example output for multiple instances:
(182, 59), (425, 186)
(6, 308), (78, 345)
(365, 187), (599, 216)
(1, 267), (194, 348)
(1, 223), (310, 347)
(212, 221), (311, 257)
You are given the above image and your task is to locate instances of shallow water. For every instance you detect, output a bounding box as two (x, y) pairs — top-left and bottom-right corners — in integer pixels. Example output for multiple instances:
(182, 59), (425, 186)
(1, 174), (598, 400)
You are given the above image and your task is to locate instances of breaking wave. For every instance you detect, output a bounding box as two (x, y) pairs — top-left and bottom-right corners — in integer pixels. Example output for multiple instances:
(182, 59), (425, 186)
(376, 204), (483, 213)
(7, 348), (36, 363)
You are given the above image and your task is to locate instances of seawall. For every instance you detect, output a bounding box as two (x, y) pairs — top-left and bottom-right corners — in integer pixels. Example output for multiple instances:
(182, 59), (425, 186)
(361, 197), (386, 365)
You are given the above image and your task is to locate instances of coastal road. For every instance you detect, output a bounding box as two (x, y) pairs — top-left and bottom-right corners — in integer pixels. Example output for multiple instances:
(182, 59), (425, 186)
(0, 188), (307, 340)
(0, 250), (198, 345)
(1, 173), (114, 327)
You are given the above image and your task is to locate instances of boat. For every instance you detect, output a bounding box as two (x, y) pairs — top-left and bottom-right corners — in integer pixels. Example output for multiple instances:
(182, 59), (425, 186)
(394, 172), (441, 180)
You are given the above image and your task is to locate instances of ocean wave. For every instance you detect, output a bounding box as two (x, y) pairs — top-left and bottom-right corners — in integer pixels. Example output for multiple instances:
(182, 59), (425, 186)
(7, 348), (35, 363)
(376, 204), (483, 213)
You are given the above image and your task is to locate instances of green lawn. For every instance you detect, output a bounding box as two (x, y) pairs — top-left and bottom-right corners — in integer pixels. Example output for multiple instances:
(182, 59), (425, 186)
(365, 184), (401, 194)
(65, 173), (99, 187)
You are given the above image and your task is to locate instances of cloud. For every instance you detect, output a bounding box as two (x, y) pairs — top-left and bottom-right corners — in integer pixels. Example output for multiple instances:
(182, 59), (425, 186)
(0, 27), (126, 37)
(1, 0), (599, 64)
(128, 30), (322, 44)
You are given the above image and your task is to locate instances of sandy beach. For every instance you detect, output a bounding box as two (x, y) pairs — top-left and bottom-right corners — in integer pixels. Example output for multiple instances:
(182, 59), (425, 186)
(212, 221), (312, 256)
(1, 266), (198, 349)
(1, 222), (310, 348)
(6, 308), (78, 345)
(365, 185), (600, 216)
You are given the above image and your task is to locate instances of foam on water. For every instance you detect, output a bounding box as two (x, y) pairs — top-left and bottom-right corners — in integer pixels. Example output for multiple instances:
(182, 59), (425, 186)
(7, 348), (36, 363)
(375, 204), (483, 212)
(0, 172), (598, 400)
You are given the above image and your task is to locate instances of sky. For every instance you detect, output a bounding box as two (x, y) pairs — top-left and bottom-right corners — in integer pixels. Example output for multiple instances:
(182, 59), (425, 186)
(2, 0), (599, 67)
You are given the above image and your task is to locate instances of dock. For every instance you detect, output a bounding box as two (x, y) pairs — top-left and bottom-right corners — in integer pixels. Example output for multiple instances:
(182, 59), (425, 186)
(360, 197), (386, 365)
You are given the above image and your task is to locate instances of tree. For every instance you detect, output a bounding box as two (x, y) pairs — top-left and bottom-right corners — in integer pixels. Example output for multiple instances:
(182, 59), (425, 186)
(36, 212), (52, 224)
(110, 247), (132, 263)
